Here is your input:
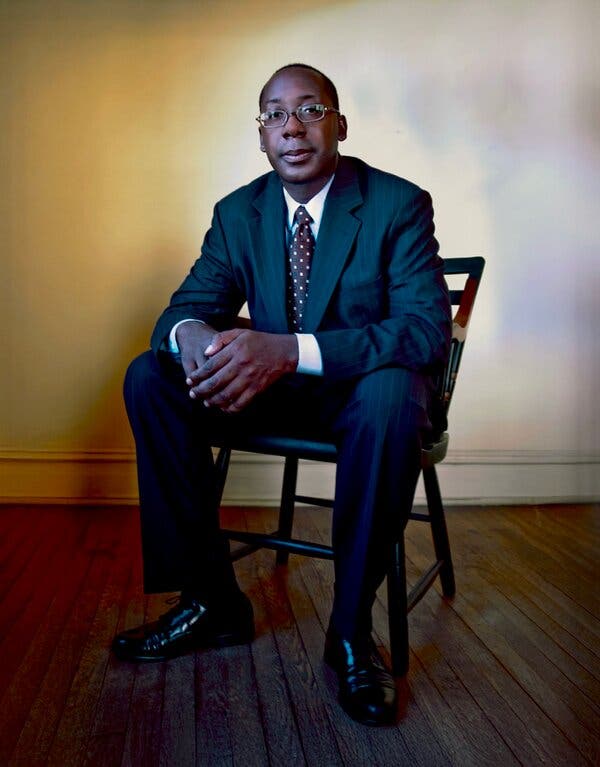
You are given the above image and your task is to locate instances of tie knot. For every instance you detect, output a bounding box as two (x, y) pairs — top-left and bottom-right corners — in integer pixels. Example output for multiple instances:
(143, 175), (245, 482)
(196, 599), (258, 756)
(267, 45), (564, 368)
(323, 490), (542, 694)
(294, 206), (312, 226)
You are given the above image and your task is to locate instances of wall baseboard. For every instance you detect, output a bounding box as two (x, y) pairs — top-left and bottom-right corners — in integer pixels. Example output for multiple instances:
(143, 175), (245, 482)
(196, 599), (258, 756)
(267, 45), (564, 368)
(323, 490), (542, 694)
(1, 448), (598, 506)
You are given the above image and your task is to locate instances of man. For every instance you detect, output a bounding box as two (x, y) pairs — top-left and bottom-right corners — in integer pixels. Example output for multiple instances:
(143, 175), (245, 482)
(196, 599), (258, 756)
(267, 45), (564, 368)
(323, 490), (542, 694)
(114, 63), (451, 727)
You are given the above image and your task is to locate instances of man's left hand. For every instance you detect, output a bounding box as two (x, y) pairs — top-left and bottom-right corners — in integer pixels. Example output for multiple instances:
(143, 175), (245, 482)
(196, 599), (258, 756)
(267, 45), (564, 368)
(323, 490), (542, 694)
(185, 329), (298, 413)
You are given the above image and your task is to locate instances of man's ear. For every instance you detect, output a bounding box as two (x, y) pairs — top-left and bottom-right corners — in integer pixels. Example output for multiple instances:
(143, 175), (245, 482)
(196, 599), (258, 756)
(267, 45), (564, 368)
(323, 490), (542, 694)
(337, 115), (348, 142)
(258, 127), (266, 152)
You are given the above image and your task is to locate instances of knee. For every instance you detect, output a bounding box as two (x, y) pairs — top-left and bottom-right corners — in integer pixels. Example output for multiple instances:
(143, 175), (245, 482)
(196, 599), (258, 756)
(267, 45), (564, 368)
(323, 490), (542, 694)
(123, 350), (180, 411)
(124, 351), (155, 401)
(343, 367), (432, 437)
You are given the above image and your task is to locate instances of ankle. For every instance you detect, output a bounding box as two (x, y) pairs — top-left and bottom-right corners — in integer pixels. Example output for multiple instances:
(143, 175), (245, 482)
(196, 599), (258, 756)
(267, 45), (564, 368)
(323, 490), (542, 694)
(181, 585), (244, 609)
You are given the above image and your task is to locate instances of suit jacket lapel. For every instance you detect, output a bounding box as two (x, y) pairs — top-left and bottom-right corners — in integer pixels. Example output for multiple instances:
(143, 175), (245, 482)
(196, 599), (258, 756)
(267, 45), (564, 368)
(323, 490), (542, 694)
(304, 157), (363, 332)
(250, 174), (289, 333)
(249, 158), (363, 334)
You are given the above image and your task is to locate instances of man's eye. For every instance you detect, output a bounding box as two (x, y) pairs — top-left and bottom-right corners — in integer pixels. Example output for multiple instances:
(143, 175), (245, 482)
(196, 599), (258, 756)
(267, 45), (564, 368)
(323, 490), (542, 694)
(302, 104), (321, 115)
(265, 110), (283, 121)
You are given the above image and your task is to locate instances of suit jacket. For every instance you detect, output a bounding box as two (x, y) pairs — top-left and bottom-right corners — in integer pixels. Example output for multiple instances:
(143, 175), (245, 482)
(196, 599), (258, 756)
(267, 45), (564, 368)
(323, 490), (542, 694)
(151, 156), (452, 382)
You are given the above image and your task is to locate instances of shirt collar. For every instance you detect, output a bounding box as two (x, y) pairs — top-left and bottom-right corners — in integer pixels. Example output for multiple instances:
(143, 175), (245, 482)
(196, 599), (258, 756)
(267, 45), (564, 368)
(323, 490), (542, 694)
(282, 175), (335, 238)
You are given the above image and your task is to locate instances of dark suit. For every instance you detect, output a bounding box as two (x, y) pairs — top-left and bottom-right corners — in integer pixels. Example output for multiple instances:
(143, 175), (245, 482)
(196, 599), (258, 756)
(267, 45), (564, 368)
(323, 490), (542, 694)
(125, 156), (451, 638)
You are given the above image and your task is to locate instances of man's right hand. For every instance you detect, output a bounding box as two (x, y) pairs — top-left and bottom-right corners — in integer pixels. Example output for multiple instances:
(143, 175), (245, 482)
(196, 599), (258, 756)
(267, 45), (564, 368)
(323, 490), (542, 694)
(176, 320), (220, 381)
(175, 320), (299, 413)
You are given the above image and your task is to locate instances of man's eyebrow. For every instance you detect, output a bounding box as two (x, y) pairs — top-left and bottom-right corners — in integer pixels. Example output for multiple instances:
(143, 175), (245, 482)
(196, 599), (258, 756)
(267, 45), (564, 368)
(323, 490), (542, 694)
(264, 93), (318, 105)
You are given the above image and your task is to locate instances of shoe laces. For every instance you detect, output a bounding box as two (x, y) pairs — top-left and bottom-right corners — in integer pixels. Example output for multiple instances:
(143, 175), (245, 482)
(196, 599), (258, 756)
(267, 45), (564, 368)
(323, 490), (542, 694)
(158, 594), (206, 626)
(157, 595), (186, 626)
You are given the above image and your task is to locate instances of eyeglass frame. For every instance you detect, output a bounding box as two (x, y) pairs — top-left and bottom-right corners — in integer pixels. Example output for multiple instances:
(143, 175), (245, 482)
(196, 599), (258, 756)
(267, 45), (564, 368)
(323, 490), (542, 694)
(256, 103), (341, 129)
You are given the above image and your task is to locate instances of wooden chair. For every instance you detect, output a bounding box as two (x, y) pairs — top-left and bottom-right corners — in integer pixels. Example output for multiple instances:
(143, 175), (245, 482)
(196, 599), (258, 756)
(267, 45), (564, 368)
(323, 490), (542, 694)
(211, 256), (485, 675)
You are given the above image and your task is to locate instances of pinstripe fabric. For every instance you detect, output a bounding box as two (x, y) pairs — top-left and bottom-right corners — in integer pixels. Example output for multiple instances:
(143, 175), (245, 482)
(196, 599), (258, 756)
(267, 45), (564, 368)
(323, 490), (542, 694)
(138, 155), (451, 636)
(325, 366), (433, 635)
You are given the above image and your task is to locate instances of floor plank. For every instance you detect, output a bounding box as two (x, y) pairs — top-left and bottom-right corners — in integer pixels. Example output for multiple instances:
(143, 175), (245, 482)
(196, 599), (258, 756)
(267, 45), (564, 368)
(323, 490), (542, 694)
(7, 509), (124, 766)
(1, 502), (599, 766)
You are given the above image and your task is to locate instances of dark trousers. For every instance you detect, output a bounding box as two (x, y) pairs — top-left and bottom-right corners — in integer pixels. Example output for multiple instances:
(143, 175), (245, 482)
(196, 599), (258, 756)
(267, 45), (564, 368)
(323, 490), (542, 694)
(124, 350), (434, 638)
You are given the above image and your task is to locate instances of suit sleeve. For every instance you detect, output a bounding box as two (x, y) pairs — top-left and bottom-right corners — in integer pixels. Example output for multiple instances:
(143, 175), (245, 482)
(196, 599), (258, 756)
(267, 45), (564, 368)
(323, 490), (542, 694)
(150, 203), (244, 355)
(314, 190), (452, 380)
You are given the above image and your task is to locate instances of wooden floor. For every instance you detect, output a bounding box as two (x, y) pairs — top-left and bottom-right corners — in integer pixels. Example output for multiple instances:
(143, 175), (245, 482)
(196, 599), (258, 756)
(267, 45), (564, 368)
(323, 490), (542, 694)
(0, 502), (598, 766)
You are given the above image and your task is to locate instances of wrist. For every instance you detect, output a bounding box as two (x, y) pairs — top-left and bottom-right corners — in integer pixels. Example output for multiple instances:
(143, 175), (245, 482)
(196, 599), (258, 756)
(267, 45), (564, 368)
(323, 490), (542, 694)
(176, 320), (211, 343)
(285, 333), (299, 373)
(176, 321), (215, 357)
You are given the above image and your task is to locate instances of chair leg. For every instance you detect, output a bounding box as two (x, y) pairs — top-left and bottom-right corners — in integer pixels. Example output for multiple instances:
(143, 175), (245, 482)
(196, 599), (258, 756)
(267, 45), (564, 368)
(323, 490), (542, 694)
(387, 535), (409, 676)
(275, 456), (299, 565)
(422, 466), (456, 597)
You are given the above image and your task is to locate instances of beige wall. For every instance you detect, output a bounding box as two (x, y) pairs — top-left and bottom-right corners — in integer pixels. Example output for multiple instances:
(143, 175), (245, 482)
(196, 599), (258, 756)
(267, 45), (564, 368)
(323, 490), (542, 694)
(1, 0), (598, 502)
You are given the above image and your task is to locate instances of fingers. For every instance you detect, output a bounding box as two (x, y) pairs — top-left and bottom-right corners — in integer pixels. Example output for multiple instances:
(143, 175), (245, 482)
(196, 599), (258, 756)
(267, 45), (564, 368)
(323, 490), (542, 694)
(201, 379), (258, 413)
(189, 355), (244, 403)
(186, 329), (245, 386)
(184, 329), (293, 413)
(189, 354), (260, 412)
(181, 353), (201, 380)
(189, 364), (231, 400)
(203, 337), (226, 357)
(204, 328), (241, 357)
(197, 385), (249, 413)
(186, 345), (233, 387)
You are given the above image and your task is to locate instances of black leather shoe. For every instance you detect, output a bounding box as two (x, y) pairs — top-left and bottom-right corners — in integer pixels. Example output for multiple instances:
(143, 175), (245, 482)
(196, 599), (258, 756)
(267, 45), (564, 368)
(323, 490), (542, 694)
(112, 592), (254, 662)
(324, 629), (397, 726)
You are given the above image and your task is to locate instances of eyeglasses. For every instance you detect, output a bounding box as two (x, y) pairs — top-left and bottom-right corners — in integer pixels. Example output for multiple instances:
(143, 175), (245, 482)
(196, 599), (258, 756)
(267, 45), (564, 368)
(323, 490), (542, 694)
(256, 103), (340, 129)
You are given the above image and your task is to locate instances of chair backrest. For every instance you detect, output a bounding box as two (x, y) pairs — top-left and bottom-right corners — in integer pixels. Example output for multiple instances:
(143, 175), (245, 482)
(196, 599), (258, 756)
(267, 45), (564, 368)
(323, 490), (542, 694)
(439, 257), (485, 417)
(235, 255), (484, 427)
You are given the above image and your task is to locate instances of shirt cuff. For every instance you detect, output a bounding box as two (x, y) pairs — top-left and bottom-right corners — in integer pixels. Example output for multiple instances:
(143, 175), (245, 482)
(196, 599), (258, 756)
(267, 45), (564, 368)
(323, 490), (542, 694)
(295, 333), (323, 375)
(168, 319), (205, 354)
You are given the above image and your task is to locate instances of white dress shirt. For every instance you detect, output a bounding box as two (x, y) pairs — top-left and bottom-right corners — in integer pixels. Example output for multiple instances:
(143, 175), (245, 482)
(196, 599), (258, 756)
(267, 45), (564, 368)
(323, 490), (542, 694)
(169, 175), (335, 375)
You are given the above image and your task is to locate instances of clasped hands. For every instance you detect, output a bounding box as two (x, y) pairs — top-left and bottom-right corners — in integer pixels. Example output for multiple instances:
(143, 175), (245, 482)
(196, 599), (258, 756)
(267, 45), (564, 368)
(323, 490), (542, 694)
(176, 321), (299, 413)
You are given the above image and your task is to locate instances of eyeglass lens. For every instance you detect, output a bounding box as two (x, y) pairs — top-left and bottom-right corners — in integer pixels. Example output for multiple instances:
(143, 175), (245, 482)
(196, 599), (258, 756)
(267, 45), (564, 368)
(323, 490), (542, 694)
(260, 104), (327, 127)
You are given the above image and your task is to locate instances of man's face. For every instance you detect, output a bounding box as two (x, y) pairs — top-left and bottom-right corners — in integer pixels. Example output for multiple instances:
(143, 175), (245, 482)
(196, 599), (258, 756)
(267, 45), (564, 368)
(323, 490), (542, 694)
(258, 67), (347, 201)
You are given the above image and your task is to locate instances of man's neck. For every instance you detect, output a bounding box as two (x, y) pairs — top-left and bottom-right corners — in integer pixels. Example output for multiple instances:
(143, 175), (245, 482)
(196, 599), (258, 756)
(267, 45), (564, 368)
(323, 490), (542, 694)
(282, 177), (329, 204)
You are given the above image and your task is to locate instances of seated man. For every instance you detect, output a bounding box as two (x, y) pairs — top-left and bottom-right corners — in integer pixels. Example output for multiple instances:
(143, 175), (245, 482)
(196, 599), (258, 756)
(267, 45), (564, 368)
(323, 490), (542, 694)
(114, 63), (451, 727)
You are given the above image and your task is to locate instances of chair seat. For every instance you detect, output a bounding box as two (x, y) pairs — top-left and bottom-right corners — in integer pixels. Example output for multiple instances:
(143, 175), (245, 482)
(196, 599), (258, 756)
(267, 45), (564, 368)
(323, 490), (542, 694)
(211, 433), (338, 462)
(213, 431), (449, 468)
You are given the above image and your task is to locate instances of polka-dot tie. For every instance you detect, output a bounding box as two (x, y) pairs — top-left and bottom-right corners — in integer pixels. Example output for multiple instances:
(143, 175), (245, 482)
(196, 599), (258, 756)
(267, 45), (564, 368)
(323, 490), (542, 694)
(287, 205), (315, 332)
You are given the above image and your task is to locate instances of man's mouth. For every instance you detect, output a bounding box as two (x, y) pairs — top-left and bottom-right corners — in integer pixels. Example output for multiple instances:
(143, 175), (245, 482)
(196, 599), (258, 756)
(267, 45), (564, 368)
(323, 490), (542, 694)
(282, 148), (313, 163)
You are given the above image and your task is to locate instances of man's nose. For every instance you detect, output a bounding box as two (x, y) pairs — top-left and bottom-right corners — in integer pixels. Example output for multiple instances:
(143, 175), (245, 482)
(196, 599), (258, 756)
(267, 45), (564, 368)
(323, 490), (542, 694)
(283, 113), (306, 137)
